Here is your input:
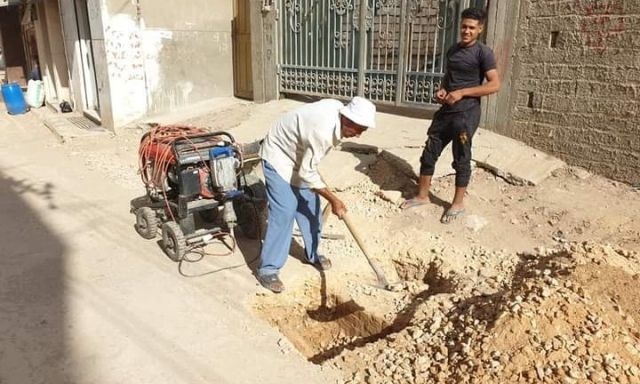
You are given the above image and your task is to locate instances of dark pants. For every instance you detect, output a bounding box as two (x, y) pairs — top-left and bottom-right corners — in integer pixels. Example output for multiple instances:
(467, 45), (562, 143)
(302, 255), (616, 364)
(419, 106), (482, 188)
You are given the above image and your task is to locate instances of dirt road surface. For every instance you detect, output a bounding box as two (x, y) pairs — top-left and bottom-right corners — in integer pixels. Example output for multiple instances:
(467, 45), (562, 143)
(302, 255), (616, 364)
(0, 107), (338, 383)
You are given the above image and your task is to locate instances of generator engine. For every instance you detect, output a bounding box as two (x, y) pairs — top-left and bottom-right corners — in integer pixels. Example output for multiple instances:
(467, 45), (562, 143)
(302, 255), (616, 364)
(134, 125), (262, 262)
(167, 145), (238, 191)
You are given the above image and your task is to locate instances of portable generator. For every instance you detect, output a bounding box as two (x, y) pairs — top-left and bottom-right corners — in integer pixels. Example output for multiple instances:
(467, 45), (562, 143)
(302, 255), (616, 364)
(131, 125), (266, 262)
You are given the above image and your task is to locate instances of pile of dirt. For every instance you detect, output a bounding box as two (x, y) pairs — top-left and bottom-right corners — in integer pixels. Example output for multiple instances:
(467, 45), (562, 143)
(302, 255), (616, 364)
(328, 242), (640, 384)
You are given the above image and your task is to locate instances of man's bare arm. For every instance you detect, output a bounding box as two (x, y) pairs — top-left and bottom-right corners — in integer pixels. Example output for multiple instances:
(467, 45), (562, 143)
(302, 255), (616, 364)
(445, 69), (501, 104)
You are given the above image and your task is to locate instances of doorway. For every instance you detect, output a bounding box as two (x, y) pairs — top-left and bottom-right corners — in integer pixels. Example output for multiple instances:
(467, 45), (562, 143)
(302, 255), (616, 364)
(73, 0), (100, 118)
(232, 0), (253, 100)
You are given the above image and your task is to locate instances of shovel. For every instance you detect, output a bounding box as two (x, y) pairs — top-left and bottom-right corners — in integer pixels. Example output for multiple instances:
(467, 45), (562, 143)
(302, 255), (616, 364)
(319, 173), (399, 292)
(339, 212), (399, 291)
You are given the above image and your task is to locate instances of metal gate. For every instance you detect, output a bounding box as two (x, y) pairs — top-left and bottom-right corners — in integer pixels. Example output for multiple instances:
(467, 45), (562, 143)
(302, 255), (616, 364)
(277, 0), (484, 107)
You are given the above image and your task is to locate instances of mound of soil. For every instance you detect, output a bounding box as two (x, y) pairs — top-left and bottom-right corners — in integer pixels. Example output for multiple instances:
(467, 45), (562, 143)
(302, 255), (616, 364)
(330, 243), (640, 384)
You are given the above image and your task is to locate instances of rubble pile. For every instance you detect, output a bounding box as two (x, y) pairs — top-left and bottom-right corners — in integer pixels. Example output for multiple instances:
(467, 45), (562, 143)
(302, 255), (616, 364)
(331, 243), (640, 384)
(256, 156), (640, 384)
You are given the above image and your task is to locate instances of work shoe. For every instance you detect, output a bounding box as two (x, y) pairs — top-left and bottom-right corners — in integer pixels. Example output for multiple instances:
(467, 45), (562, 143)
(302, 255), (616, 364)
(258, 274), (285, 294)
(305, 255), (332, 271)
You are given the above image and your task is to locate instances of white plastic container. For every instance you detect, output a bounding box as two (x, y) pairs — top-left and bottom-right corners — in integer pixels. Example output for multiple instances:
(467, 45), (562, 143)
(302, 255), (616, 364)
(25, 79), (45, 108)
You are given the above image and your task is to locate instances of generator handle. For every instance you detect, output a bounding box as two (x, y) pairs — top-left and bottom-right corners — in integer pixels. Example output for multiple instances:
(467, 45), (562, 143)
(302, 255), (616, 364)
(209, 131), (236, 143)
(181, 131), (236, 144)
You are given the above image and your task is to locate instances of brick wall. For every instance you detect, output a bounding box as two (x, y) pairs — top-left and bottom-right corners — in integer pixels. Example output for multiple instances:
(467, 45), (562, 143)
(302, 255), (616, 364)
(509, 0), (639, 184)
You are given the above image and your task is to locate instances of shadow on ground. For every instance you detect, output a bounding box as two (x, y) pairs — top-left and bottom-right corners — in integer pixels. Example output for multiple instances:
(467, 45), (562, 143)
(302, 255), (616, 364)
(340, 142), (449, 210)
(0, 171), (72, 383)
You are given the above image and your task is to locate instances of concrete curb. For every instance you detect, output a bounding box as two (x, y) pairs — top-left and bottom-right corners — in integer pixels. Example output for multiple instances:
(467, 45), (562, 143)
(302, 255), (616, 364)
(43, 116), (107, 143)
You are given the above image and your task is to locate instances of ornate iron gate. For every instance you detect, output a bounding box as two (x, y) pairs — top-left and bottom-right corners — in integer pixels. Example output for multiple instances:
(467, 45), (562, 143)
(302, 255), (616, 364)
(277, 0), (484, 107)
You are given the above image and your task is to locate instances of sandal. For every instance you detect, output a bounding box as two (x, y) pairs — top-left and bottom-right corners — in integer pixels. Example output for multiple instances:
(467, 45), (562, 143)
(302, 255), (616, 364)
(305, 255), (332, 271)
(441, 209), (465, 224)
(258, 274), (285, 293)
(400, 198), (429, 210)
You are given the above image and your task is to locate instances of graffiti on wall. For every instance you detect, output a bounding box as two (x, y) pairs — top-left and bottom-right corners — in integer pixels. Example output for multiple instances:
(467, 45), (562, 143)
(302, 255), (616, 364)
(105, 26), (145, 81)
(104, 14), (147, 124)
(576, 0), (626, 53)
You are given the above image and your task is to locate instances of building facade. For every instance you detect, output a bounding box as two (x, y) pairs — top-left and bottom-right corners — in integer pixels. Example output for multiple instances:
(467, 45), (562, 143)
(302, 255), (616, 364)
(1, 0), (637, 184)
(2, 0), (246, 130)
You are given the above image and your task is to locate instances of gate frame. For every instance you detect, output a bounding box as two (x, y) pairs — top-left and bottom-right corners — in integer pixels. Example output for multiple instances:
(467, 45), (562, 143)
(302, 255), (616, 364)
(274, 0), (483, 109)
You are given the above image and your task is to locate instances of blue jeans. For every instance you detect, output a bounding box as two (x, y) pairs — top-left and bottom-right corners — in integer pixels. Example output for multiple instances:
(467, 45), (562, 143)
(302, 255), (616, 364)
(258, 160), (321, 277)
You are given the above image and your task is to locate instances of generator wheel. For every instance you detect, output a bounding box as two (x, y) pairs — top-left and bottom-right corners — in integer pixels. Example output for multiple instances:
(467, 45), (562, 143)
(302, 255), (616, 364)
(135, 207), (159, 239)
(236, 175), (268, 240)
(162, 222), (187, 262)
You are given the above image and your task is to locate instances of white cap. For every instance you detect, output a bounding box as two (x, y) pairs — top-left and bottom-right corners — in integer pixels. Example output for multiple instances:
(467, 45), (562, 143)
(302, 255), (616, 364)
(339, 96), (376, 129)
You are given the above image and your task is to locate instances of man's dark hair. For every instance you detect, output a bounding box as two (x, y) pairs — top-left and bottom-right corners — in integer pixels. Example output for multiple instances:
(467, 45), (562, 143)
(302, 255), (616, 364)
(461, 7), (486, 25)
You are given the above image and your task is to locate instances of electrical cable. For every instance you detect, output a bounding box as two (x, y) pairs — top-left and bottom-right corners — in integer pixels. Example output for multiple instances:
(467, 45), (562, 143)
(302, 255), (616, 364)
(177, 212), (262, 277)
(176, 170), (266, 278)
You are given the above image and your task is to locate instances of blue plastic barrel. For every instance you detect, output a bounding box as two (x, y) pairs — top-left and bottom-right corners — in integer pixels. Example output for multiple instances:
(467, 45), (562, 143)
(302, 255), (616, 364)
(1, 83), (28, 115)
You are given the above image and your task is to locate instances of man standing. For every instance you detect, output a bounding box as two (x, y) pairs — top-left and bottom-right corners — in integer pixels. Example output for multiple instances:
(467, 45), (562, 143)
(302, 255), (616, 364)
(401, 7), (500, 223)
(258, 97), (376, 293)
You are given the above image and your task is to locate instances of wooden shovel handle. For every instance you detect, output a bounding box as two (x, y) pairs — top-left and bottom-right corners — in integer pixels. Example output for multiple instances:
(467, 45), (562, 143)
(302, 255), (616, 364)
(341, 213), (389, 286)
(318, 172), (389, 286)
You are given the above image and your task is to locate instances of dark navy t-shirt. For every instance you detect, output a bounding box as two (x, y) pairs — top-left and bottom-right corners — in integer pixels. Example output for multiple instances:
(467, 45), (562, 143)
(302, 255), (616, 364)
(441, 41), (496, 113)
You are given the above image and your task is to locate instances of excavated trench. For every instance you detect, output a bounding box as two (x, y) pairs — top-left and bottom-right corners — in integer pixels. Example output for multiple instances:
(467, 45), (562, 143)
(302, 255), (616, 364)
(254, 258), (457, 365)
